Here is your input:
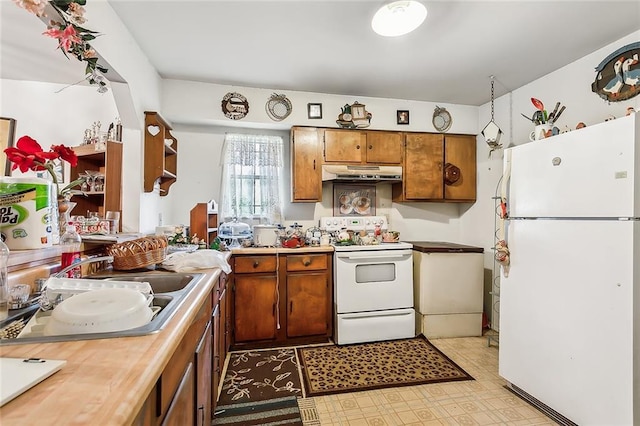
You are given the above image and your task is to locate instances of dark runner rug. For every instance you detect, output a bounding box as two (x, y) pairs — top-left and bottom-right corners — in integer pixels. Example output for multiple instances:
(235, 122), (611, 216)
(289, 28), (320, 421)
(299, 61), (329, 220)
(296, 335), (474, 397)
(213, 396), (303, 425)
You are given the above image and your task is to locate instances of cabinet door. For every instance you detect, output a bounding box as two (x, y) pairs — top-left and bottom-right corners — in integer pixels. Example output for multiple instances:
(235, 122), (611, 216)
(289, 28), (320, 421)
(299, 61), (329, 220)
(444, 135), (477, 201)
(212, 302), (220, 416)
(196, 322), (212, 426)
(287, 273), (329, 338)
(161, 362), (195, 426)
(403, 133), (444, 200)
(291, 127), (322, 202)
(324, 129), (366, 163)
(233, 275), (278, 342)
(366, 131), (403, 164)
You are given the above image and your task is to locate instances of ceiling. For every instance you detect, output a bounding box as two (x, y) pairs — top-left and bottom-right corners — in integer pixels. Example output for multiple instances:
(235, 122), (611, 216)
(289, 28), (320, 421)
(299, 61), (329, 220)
(2, 1), (640, 106)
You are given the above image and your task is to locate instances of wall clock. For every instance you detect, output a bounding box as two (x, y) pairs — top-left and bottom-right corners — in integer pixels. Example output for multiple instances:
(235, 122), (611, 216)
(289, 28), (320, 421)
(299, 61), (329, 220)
(221, 92), (249, 120)
(432, 106), (452, 132)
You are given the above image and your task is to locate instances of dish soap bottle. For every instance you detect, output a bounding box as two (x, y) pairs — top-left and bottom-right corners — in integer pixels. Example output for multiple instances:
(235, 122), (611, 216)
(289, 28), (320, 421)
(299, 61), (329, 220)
(0, 239), (9, 320)
(60, 224), (82, 278)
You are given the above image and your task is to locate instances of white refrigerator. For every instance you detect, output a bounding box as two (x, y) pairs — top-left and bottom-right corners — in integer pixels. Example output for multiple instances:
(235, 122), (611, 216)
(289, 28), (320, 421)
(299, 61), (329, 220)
(499, 113), (640, 425)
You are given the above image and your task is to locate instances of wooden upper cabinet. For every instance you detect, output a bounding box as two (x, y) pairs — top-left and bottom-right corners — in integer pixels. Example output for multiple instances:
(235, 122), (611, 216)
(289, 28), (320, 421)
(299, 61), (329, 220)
(291, 127), (322, 202)
(365, 131), (403, 164)
(323, 129), (402, 165)
(392, 133), (476, 202)
(398, 133), (444, 200)
(324, 129), (366, 163)
(444, 134), (477, 201)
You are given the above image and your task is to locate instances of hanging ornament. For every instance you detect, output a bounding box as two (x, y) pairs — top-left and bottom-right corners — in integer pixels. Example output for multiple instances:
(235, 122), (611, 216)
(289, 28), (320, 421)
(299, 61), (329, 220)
(481, 76), (503, 157)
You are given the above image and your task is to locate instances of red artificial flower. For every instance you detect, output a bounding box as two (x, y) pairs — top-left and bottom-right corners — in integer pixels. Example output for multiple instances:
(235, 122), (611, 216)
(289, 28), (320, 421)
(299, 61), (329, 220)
(4, 136), (58, 173)
(51, 144), (78, 167)
(43, 24), (82, 53)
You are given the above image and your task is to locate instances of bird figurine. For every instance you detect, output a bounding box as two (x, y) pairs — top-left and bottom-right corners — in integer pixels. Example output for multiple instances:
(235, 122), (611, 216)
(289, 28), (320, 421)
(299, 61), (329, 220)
(602, 57), (625, 98)
(622, 55), (640, 87)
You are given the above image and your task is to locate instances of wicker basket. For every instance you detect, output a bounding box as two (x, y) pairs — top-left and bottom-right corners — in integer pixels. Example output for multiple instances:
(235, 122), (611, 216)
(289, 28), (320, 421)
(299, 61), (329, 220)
(106, 235), (168, 270)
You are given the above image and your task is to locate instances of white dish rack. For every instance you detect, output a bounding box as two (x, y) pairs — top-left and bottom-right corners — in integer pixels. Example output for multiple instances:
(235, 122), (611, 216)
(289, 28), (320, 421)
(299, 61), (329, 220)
(44, 277), (153, 303)
(17, 278), (154, 339)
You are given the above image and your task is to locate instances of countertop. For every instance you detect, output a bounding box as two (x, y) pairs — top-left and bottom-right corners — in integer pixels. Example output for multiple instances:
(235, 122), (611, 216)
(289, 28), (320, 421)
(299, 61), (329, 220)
(0, 267), (222, 425)
(231, 246), (334, 255)
(407, 241), (484, 253)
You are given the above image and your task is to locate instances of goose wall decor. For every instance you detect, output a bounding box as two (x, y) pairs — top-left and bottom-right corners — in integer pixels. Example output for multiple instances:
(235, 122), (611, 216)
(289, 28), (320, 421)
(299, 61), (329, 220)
(592, 41), (640, 102)
(622, 55), (640, 87)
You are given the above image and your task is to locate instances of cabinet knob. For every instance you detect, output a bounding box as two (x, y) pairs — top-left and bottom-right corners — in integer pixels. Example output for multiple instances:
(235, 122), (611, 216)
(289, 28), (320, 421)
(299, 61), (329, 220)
(356, 145), (360, 149)
(253, 261), (259, 268)
(444, 163), (461, 185)
(369, 145), (373, 150)
(303, 259), (311, 266)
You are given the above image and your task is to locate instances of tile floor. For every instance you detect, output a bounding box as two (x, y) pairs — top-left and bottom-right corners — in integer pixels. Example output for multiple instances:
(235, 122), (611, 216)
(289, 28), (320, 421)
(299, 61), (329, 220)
(305, 335), (558, 425)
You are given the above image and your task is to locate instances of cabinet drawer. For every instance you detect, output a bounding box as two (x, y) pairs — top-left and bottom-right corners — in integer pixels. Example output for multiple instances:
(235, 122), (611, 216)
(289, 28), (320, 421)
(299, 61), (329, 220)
(234, 256), (277, 273)
(286, 254), (327, 272)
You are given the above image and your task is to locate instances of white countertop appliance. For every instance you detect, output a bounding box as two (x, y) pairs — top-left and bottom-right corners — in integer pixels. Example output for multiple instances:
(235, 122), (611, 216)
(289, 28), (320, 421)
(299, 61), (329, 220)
(252, 224), (279, 247)
(499, 113), (640, 425)
(320, 216), (415, 345)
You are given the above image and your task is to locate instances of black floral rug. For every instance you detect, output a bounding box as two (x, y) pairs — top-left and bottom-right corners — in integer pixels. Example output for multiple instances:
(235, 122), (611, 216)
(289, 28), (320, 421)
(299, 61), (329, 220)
(218, 347), (303, 406)
(296, 336), (473, 397)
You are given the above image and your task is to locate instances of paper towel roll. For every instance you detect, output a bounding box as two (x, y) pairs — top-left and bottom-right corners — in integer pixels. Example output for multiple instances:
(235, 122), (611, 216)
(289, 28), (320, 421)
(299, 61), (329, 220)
(0, 177), (54, 250)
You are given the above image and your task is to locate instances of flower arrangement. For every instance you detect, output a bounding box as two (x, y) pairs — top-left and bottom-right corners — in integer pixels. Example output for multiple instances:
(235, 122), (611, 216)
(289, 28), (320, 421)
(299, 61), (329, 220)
(168, 226), (201, 246)
(4, 135), (85, 198)
(13, 0), (109, 91)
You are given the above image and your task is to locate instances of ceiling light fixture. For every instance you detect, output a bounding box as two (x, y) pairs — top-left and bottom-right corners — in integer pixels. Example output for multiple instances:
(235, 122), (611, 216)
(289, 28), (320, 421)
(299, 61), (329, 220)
(371, 1), (427, 37)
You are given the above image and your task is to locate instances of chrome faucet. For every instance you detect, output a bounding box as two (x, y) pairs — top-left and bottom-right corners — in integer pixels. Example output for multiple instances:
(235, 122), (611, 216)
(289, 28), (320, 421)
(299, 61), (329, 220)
(39, 256), (114, 310)
(52, 255), (114, 279)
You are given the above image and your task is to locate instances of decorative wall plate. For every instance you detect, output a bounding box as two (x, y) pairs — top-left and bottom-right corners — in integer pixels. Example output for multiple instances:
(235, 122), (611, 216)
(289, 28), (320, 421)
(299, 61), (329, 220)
(221, 92), (249, 120)
(433, 106), (452, 132)
(592, 41), (640, 102)
(265, 93), (292, 121)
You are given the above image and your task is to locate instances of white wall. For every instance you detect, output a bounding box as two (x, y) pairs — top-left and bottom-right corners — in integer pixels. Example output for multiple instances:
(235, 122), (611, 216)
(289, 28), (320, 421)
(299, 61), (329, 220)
(0, 79), (123, 216)
(464, 30), (640, 325)
(161, 80), (481, 240)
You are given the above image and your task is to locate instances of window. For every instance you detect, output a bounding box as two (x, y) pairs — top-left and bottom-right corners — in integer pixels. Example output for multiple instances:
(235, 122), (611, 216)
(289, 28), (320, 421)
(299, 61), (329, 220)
(220, 133), (284, 225)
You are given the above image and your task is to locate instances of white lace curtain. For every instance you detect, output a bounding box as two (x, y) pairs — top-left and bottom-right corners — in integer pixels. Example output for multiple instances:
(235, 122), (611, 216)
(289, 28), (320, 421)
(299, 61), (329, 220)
(220, 133), (284, 225)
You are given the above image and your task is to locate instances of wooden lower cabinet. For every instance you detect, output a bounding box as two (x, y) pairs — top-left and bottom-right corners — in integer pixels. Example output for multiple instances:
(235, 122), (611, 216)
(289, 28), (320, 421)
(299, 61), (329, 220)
(212, 271), (229, 414)
(286, 273), (330, 337)
(134, 273), (231, 426)
(195, 322), (212, 426)
(162, 363), (195, 426)
(231, 252), (333, 349)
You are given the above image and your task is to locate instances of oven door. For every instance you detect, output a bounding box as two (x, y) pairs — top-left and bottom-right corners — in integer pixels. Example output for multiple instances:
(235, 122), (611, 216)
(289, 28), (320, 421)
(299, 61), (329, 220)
(334, 248), (413, 313)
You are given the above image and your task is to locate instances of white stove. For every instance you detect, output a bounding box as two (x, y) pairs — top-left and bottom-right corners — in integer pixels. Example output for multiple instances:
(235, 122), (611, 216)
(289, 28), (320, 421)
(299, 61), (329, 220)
(321, 216), (416, 345)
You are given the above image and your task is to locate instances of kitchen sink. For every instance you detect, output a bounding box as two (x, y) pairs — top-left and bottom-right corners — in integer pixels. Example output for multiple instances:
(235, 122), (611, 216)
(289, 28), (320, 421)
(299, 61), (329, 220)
(0, 272), (205, 345)
(98, 273), (196, 294)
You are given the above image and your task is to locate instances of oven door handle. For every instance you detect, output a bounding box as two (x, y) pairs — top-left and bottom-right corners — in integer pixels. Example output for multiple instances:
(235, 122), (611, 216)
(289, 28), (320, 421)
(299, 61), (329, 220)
(338, 253), (410, 260)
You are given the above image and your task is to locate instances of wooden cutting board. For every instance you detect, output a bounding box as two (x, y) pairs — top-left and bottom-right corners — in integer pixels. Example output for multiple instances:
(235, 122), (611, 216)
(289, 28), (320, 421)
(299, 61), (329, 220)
(0, 357), (66, 406)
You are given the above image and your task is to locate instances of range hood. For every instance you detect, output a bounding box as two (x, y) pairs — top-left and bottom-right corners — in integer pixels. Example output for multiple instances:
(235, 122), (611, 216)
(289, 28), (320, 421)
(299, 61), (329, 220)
(321, 165), (402, 182)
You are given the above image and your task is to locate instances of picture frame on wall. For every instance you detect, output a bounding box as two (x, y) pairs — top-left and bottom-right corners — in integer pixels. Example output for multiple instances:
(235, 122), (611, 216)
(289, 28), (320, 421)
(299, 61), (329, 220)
(308, 103), (322, 119)
(397, 110), (410, 125)
(333, 184), (376, 216)
(0, 117), (16, 176)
